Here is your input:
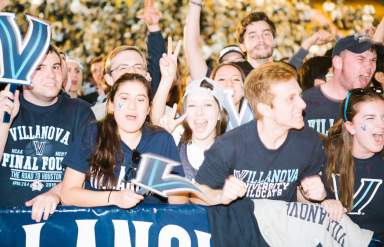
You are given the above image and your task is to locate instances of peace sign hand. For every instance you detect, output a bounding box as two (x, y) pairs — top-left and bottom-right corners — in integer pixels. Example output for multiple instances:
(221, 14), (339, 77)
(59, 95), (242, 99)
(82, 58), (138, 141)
(160, 37), (181, 81)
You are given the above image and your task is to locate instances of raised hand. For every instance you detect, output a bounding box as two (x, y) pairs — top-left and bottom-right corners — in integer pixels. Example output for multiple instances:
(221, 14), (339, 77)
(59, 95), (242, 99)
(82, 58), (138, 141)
(159, 103), (187, 133)
(0, 0), (8, 11)
(301, 30), (334, 50)
(0, 84), (20, 124)
(137, 0), (162, 32)
(159, 37), (181, 81)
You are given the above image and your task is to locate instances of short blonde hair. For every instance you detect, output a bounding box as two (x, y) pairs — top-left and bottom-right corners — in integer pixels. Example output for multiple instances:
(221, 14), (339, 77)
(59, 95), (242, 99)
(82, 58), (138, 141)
(244, 62), (297, 119)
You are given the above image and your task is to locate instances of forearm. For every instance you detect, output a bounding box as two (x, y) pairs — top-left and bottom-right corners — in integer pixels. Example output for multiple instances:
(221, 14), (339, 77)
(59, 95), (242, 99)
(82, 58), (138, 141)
(150, 77), (173, 125)
(373, 17), (384, 43)
(184, 0), (208, 80)
(61, 186), (113, 208)
(147, 31), (166, 94)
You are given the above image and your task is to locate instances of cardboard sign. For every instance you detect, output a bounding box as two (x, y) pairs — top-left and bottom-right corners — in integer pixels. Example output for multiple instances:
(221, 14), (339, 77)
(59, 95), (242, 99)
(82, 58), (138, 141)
(131, 153), (202, 198)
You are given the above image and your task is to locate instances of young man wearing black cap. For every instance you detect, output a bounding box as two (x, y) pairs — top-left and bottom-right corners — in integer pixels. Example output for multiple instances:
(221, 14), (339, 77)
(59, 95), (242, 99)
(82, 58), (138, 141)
(303, 34), (378, 135)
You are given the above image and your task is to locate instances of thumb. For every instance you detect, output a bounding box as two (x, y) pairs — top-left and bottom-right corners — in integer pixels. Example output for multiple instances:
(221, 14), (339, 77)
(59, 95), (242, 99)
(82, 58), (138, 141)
(25, 198), (35, 207)
(174, 112), (187, 125)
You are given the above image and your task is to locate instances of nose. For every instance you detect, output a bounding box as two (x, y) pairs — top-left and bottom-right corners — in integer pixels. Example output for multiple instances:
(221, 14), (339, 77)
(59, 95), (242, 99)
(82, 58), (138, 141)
(196, 105), (204, 115)
(127, 99), (136, 110)
(298, 97), (306, 110)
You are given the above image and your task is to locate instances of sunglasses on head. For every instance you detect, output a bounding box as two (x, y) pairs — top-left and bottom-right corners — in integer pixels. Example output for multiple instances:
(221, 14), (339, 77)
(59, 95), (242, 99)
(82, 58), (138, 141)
(123, 149), (141, 182)
(343, 86), (383, 121)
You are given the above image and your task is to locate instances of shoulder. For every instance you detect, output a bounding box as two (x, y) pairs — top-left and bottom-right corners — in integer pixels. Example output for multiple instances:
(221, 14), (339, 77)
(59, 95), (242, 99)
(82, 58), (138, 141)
(219, 120), (255, 142)
(302, 86), (321, 99)
(142, 125), (175, 143)
(289, 126), (322, 146)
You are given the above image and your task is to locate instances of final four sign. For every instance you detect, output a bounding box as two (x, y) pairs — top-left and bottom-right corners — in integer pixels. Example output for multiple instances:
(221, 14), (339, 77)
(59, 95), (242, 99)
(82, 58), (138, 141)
(0, 12), (50, 122)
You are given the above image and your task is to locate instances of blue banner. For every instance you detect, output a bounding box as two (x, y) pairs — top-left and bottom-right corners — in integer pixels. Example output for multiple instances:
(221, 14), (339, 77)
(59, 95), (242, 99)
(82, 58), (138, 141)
(0, 205), (212, 247)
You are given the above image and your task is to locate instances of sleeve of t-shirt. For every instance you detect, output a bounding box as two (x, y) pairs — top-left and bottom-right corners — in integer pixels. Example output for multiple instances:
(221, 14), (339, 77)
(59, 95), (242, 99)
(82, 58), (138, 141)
(195, 138), (233, 189)
(288, 47), (309, 69)
(62, 123), (96, 174)
(300, 135), (326, 179)
(147, 31), (166, 95)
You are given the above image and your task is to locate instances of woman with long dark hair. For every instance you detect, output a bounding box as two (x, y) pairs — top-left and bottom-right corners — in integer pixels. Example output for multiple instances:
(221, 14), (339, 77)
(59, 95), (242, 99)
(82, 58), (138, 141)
(61, 73), (184, 208)
(323, 86), (384, 242)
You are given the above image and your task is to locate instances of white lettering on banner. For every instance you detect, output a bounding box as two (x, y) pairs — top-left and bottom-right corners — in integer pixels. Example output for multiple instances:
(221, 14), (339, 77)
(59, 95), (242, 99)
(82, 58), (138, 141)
(76, 220), (97, 247)
(112, 220), (132, 247)
(22, 223), (45, 247)
(22, 219), (211, 247)
(195, 230), (212, 246)
(158, 225), (191, 247)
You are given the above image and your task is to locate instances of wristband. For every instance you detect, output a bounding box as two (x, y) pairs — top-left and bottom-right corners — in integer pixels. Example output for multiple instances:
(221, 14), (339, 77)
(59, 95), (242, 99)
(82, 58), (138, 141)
(190, 1), (202, 7)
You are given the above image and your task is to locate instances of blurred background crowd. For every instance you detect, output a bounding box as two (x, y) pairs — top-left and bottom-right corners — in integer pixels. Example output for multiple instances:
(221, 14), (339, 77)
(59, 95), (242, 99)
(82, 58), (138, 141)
(2, 0), (383, 81)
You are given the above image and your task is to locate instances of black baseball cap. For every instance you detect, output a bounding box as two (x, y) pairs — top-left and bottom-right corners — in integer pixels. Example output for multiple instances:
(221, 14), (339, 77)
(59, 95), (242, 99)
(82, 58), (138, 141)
(332, 34), (378, 58)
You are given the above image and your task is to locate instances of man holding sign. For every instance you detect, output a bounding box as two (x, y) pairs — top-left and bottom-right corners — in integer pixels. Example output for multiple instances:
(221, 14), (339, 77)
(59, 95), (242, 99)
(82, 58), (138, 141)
(0, 14), (95, 222)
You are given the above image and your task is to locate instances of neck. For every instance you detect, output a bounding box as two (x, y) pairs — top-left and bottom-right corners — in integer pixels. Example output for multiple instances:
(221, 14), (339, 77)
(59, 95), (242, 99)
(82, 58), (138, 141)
(23, 91), (58, 107)
(69, 91), (78, 98)
(352, 142), (375, 159)
(247, 56), (273, 69)
(320, 77), (348, 101)
(120, 130), (142, 150)
(191, 135), (215, 151)
(257, 118), (289, 150)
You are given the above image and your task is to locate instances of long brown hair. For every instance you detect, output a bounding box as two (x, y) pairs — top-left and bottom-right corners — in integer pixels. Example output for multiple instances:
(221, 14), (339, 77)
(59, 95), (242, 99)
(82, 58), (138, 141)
(87, 73), (152, 189)
(325, 88), (384, 210)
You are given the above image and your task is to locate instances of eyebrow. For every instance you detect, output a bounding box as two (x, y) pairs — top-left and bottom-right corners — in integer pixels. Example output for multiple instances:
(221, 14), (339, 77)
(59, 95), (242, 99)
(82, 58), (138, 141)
(119, 92), (148, 97)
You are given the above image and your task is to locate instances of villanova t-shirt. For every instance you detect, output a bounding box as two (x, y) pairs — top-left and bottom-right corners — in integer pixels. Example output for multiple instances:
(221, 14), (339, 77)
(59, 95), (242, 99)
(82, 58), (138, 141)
(196, 120), (325, 202)
(0, 94), (95, 207)
(303, 86), (341, 136)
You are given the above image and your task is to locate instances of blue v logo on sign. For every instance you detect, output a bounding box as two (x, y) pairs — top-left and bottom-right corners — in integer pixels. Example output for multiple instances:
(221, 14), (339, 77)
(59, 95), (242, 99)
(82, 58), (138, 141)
(0, 13), (50, 85)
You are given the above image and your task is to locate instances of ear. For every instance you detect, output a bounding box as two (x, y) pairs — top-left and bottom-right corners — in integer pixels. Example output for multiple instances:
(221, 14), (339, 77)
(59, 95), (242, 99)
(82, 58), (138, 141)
(332, 56), (342, 72)
(104, 74), (114, 87)
(344, 121), (356, 135)
(256, 102), (272, 118)
(374, 71), (384, 84)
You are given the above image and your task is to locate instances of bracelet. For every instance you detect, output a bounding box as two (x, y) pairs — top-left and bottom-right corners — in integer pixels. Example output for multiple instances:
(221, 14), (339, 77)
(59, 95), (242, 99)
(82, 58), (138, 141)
(107, 190), (113, 204)
(190, 1), (202, 7)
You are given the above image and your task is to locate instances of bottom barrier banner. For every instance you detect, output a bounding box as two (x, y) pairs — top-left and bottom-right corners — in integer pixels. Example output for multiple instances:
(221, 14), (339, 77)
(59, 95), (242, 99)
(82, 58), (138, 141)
(0, 205), (212, 247)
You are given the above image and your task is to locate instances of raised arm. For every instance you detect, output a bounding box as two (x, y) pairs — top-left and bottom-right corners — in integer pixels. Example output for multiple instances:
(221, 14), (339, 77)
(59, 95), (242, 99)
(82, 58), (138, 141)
(183, 0), (208, 80)
(150, 37), (180, 125)
(373, 17), (384, 44)
(138, 0), (166, 95)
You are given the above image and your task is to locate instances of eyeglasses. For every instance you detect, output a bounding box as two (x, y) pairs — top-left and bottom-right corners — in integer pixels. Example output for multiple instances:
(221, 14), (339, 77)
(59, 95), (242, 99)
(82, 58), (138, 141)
(123, 149), (141, 182)
(109, 64), (145, 75)
(343, 86), (383, 121)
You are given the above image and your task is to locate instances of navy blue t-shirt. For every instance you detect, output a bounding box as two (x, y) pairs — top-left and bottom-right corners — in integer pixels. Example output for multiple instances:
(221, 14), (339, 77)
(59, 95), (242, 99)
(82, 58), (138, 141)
(195, 120), (325, 202)
(325, 153), (384, 235)
(63, 123), (183, 203)
(303, 86), (341, 136)
(0, 94), (95, 207)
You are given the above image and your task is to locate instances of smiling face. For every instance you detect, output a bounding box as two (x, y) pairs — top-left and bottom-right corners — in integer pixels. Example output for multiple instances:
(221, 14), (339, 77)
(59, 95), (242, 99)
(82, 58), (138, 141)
(108, 80), (150, 137)
(185, 92), (221, 142)
(25, 52), (63, 106)
(346, 99), (384, 157)
(241, 21), (274, 60)
(213, 64), (244, 107)
(268, 78), (306, 130)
